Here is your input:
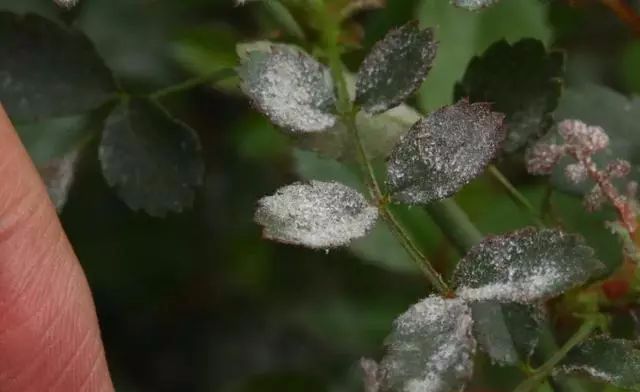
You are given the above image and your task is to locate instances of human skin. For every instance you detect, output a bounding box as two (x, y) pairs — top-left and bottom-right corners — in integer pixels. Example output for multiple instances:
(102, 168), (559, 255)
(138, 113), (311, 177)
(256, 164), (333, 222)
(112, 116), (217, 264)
(0, 105), (114, 391)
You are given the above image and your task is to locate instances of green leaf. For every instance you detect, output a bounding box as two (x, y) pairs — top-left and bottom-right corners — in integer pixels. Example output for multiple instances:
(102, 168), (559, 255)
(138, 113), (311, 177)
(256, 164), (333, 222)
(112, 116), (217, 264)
(373, 296), (476, 392)
(238, 43), (337, 133)
(453, 228), (604, 303)
(0, 12), (117, 122)
(356, 21), (437, 114)
(454, 39), (564, 152)
(254, 180), (378, 249)
(551, 84), (640, 195)
(452, 0), (500, 11)
(99, 99), (205, 217)
(417, 0), (551, 111)
(387, 99), (505, 204)
(559, 337), (640, 390)
(471, 302), (545, 365)
(295, 103), (421, 162)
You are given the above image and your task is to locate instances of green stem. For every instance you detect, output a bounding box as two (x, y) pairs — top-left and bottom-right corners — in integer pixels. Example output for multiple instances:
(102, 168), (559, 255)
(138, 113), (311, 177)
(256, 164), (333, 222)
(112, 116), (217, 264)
(488, 165), (545, 227)
(514, 320), (597, 392)
(424, 198), (483, 253)
(318, 5), (448, 294)
(381, 205), (450, 294)
(149, 68), (235, 100)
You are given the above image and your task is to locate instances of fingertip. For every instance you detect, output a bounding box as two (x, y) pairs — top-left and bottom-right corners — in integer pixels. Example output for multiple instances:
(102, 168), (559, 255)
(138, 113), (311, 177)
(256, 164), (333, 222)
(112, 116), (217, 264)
(0, 105), (114, 392)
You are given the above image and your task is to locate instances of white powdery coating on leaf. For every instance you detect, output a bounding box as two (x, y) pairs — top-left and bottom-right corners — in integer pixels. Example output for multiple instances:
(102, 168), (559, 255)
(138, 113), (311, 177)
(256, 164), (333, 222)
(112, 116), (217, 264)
(456, 268), (561, 303)
(38, 149), (80, 213)
(453, 228), (603, 303)
(53, 0), (79, 8)
(356, 21), (438, 114)
(378, 296), (476, 392)
(387, 99), (505, 204)
(254, 181), (378, 249)
(239, 45), (337, 133)
(556, 365), (614, 384)
(451, 0), (500, 10)
(558, 337), (640, 388)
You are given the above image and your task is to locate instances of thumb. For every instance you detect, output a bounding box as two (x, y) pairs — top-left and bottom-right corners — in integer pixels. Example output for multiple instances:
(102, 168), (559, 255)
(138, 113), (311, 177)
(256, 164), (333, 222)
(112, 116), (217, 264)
(0, 105), (114, 392)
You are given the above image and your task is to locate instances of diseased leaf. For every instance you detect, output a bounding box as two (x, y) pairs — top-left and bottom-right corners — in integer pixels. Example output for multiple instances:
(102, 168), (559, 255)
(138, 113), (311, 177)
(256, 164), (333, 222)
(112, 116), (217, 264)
(374, 296), (476, 392)
(38, 149), (80, 212)
(238, 43), (337, 133)
(99, 99), (205, 217)
(254, 180), (378, 249)
(551, 84), (640, 195)
(558, 337), (640, 390)
(387, 99), (505, 204)
(356, 21), (438, 114)
(454, 39), (563, 152)
(471, 302), (545, 365)
(292, 149), (441, 273)
(0, 12), (117, 122)
(452, 0), (500, 11)
(17, 111), (105, 213)
(53, 0), (79, 8)
(453, 228), (604, 303)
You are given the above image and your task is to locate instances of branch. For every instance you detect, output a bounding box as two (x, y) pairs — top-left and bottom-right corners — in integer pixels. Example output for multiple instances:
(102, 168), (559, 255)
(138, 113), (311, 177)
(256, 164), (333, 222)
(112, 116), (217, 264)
(318, 5), (449, 295)
(514, 320), (597, 392)
(149, 68), (235, 100)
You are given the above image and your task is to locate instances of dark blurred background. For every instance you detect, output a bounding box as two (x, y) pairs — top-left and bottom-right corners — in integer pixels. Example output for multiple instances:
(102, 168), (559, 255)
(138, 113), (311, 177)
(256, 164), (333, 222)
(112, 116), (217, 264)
(1, 0), (639, 391)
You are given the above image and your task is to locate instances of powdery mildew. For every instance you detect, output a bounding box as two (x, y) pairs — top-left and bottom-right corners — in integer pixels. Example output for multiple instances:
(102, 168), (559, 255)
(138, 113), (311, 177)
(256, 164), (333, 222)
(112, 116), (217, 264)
(453, 228), (603, 303)
(254, 180), (378, 249)
(355, 21), (438, 114)
(377, 296), (476, 392)
(238, 44), (337, 133)
(387, 99), (505, 204)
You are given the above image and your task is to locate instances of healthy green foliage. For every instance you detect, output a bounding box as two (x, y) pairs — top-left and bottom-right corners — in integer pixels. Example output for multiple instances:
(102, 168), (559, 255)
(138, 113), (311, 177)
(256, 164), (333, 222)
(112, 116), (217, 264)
(453, 228), (604, 303)
(559, 337), (640, 390)
(0, 12), (117, 122)
(387, 99), (505, 204)
(99, 99), (205, 217)
(455, 39), (564, 152)
(355, 21), (437, 114)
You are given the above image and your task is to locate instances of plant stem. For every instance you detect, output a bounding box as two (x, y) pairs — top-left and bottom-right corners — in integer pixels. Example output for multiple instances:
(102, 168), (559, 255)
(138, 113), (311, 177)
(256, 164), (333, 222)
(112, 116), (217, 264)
(318, 6), (449, 295)
(149, 68), (235, 100)
(514, 320), (597, 392)
(488, 165), (545, 227)
(424, 198), (483, 254)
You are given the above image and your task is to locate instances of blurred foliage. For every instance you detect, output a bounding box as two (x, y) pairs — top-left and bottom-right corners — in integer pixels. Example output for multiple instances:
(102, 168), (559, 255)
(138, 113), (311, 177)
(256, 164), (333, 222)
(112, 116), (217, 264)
(1, 0), (640, 391)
